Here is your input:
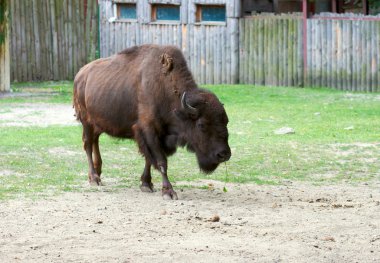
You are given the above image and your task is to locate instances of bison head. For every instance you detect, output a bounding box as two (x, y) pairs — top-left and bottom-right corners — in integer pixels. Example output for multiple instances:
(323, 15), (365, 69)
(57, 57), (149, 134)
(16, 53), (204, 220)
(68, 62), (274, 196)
(175, 91), (231, 173)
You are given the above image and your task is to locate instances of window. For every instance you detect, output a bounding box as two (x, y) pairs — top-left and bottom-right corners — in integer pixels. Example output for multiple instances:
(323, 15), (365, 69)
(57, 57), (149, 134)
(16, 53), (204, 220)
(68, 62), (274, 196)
(242, 0), (274, 15)
(196, 5), (226, 22)
(117, 3), (137, 20)
(151, 4), (180, 22)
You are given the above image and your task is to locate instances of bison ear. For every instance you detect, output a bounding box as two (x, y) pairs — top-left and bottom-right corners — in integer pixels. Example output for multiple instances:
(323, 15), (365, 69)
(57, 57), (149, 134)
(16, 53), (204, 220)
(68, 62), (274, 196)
(159, 53), (173, 75)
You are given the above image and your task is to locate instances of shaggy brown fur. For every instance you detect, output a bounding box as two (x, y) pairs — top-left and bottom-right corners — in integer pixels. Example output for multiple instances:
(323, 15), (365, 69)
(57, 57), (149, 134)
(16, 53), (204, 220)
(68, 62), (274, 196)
(73, 44), (231, 200)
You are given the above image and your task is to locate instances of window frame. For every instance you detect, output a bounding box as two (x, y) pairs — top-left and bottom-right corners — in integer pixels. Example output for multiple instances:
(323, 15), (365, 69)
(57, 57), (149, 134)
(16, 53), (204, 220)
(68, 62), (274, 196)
(115, 2), (137, 21)
(151, 3), (181, 24)
(195, 4), (227, 25)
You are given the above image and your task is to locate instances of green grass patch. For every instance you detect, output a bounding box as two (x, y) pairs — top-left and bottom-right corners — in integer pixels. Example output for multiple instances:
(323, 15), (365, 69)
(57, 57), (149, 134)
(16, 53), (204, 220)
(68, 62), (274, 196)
(1, 81), (73, 104)
(0, 82), (380, 199)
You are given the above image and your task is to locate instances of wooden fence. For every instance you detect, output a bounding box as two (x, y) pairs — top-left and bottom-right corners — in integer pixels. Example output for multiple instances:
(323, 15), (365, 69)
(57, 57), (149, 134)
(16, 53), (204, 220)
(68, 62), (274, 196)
(239, 15), (304, 87)
(9, 0), (98, 82)
(240, 13), (380, 92)
(306, 14), (380, 92)
(7, 1), (380, 92)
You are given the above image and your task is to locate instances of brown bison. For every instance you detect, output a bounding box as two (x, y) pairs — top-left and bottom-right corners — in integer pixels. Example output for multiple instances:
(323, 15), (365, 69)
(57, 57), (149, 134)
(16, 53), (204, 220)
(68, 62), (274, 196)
(73, 44), (231, 200)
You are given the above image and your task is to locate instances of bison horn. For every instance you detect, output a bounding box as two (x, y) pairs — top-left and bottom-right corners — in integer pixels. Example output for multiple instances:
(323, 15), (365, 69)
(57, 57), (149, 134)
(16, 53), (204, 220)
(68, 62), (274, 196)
(181, 92), (198, 114)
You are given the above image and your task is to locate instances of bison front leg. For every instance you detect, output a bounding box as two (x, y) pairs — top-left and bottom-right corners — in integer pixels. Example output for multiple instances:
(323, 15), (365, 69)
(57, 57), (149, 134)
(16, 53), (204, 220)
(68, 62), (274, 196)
(159, 163), (178, 200)
(82, 124), (101, 186)
(133, 123), (178, 200)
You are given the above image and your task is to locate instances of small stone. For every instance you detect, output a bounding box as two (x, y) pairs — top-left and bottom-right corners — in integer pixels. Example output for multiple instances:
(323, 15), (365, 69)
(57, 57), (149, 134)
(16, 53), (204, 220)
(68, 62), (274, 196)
(322, 236), (335, 242)
(209, 215), (220, 222)
(160, 210), (167, 215)
(274, 127), (295, 135)
(344, 126), (354, 130)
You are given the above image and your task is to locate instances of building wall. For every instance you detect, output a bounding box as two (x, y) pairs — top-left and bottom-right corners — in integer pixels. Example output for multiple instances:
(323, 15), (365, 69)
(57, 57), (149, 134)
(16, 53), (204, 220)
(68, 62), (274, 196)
(99, 0), (240, 84)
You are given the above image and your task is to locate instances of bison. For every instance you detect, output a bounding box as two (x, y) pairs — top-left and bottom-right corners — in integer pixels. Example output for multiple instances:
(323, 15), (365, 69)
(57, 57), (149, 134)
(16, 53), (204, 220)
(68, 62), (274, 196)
(73, 44), (231, 200)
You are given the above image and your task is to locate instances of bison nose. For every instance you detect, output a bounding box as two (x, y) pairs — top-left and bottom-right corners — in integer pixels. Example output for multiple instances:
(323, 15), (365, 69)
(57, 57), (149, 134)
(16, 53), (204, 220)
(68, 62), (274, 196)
(216, 149), (231, 162)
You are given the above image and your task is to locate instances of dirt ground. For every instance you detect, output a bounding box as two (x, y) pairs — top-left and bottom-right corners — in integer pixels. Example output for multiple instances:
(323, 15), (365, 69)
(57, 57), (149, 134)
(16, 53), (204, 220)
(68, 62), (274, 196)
(1, 103), (380, 262)
(0, 181), (379, 263)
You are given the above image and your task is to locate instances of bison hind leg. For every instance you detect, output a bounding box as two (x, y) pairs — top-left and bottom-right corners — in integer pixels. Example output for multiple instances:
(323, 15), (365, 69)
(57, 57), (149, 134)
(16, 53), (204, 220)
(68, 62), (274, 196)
(82, 123), (102, 186)
(140, 159), (156, 193)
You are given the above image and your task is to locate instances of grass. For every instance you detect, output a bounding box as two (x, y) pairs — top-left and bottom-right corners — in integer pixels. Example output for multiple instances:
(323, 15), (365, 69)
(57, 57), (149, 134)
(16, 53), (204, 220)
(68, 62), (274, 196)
(0, 82), (379, 199)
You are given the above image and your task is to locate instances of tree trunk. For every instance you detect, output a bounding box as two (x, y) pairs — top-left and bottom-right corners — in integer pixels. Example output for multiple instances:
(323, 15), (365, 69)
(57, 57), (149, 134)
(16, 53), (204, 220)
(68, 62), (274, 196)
(0, 0), (10, 92)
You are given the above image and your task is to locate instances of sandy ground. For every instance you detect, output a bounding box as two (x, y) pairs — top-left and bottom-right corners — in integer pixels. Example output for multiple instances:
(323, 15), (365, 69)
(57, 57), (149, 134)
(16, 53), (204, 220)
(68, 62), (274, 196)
(0, 103), (77, 127)
(1, 103), (380, 262)
(0, 181), (379, 263)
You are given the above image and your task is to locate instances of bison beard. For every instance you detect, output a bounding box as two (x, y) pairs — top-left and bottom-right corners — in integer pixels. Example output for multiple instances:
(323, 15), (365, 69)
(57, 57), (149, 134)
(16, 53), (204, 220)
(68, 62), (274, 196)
(73, 44), (231, 200)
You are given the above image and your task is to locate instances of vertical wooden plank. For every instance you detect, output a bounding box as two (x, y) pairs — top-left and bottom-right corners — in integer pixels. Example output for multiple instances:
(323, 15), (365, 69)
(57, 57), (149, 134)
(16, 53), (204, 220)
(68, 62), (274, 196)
(248, 18), (254, 84)
(326, 19), (332, 89)
(264, 17), (270, 85)
(46, 0), (53, 80)
(68, 0), (74, 77)
(225, 22), (231, 84)
(0, 0), (10, 91)
(244, 18), (250, 84)
(360, 20), (366, 91)
(231, 18), (239, 84)
(342, 19), (348, 90)
(25, 0), (33, 80)
(277, 17), (283, 86)
(9, 0), (15, 81)
(238, 18), (244, 84)
(315, 18), (320, 88)
(370, 21), (376, 92)
(352, 20), (359, 92)
(220, 26), (226, 84)
(38, 0), (47, 80)
(77, 0), (84, 73)
(276, 16), (281, 86)
(332, 19), (338, 90)
(50, 0), (58, 80)
(10, 1), (20, 82)
(255, 17), (260, 85)
(283, 17), (289, 86)
(19, 0), (27, 81)
(337, 19), (343, 90)
(320, 19), (326, 88)
(64, 0), (70, 79)
(85, 0), (92, 61)
(205, 26), (211, 84)
(292, 17), (297, 87)
(347, 20), (353, 92)
(306, 18), (312, 87)
(288, 18), (294, 87)
(297, 18), (303, 87)
(365, 20), (371, 92)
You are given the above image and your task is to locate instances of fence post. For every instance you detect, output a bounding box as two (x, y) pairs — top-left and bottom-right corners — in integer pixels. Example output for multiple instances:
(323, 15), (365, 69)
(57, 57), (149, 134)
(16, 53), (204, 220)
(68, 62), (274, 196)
(302, 0), (308, 87)
(0, 0), (10, 92)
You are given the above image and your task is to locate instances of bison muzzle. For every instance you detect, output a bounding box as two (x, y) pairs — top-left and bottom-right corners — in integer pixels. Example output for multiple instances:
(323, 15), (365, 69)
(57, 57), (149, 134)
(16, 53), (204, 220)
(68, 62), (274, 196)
(73, 44), (231, 200)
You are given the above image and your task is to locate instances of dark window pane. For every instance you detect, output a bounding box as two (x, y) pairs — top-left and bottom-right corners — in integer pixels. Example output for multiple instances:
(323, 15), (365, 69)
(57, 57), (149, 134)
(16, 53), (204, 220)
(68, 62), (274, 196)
(201, 6), (226, 22)
(156, 5), (180, 21)
(119, 4), (136, 19)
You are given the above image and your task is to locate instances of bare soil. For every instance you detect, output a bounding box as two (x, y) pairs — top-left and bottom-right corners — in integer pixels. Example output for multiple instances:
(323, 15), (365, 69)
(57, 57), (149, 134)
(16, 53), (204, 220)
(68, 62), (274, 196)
(1, 103), (380, 262)
(0, 181), (379, 263)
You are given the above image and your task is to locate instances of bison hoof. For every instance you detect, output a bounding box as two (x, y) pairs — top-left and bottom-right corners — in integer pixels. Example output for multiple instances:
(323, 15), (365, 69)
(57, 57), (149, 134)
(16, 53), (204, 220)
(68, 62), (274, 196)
(140, 183), (156, 193)
(162, 188), (178, 200)
(89, 174), (102, 186)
